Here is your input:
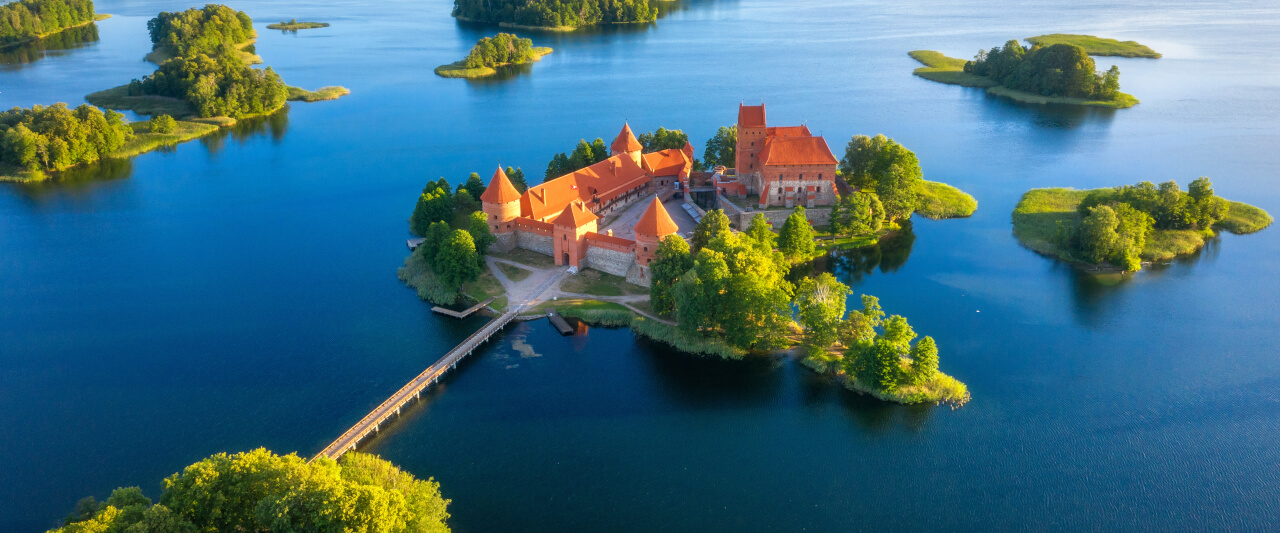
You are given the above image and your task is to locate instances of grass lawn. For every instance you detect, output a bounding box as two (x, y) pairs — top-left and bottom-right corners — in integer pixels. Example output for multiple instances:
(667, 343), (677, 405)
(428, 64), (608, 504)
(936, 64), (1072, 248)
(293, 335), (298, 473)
(909, 51), (1139, 109)
(1012, 187), (1272, 268)
(908, 50), (999, 88)
(916, 180), (977, 219)
(267, 21), (329, 30)
(559, 269), (646, 297)
(435, 47), (552, 79)
(533, 298), (630, 313)
(462, 270), (504, 304)
(813, 221), (898, 251)
(1026, 34), (1161, 58)
(0, 161), (43, 183)
(109, 120), (220, 158)
(496, 262), (532, 282)
(287, 86), (350, 102)
(490, 248), (556, 269)
(844, 371), (970, 406)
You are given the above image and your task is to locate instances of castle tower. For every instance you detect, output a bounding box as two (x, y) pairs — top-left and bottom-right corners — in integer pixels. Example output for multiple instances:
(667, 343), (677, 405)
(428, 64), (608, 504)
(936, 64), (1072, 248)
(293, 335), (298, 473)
(552, 200), (598, 268)
(633, 197), (679, 267)
(480, 166), (522, 234)
(611, 123), (644, 167)
(736, 103), (767, 176)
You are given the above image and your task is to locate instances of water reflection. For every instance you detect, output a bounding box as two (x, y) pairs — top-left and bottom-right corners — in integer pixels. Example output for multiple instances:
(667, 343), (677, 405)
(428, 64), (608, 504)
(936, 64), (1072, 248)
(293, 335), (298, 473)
(1064, 236), (1220, 327)
(10, 157), (133, 202)
(816, 221), (917, 284)
(0, 24), (99, 69)
(199, 108), (290, 155)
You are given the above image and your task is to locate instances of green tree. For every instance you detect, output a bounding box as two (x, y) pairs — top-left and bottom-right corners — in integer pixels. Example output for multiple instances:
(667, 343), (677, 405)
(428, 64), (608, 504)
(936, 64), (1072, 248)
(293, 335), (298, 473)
(149, 114), (177, 133)
(1079, 204), (1119, 264)
(829, 191), (884, 235)
(421, 221), (454, 272)
(649, 234), (693, 316)
(871, 339), (904, 391)
(1111, 202), (1154, 271)
(454, 189), (479, 214)
(795, 273), (850, 371)
(637, 127), (689, 152)
(702, 125), (736, 168)
(690, 209), (731, 252)
(462, 171), (486, 200)
(838, 134), (888, 190)
(468, 210), (496, 258)
(504, 166), (528, 192)
(409, 181), (455, 236)
(874, 141), (923, 220)
(672, 248), (730, 336)
(743, 213), (776, 251)
(777, 207), (816, 262)
(435, 229), (482, 289)
(838, 294), (884, 348)
(909, 336), (938, 385)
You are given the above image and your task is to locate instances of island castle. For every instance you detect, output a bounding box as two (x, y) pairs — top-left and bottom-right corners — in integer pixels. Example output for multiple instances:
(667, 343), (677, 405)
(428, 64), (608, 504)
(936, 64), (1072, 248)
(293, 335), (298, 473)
(481, 123), (690, 286)
(480, 103), (840, 284)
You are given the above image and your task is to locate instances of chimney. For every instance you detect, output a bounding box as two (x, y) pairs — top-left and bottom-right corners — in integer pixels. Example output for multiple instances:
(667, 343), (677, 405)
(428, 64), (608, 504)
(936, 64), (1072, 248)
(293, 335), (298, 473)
(606, 229), (613, 236)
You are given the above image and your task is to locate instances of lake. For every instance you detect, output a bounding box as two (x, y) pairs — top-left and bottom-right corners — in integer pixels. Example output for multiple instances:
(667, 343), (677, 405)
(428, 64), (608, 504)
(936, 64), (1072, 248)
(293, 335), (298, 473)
(3, 0), (1280, 531)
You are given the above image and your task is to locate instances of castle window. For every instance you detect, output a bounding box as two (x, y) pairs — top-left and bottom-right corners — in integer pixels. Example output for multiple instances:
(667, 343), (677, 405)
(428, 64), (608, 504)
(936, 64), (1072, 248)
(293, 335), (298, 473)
(818, 173), (823, 179)
(779, 173), (784, 179)
(799, 173), (803, 179)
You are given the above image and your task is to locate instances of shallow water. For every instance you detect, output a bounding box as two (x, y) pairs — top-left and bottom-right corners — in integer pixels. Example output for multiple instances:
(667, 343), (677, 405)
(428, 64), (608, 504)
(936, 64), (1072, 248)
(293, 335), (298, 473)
(3, 0), (1280, 531)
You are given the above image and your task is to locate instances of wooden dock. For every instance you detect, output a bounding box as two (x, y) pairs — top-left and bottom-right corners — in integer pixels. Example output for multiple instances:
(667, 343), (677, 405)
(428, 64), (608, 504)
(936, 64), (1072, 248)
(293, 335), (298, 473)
(548, 310), (573, 335)
(313, 269), (565, 462)
(431, 297), (495, 319)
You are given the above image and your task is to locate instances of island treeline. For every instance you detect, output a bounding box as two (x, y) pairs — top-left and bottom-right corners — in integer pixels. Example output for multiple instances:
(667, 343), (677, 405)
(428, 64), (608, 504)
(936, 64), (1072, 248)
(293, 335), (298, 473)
(647, 210), (968, 404)
(146, 4), (253, 58)
(0, 103), (131, 172)
(965, 40), (1121, 101)
(49, 449), (451, 533)
(545, 127), (692, 179)
(461, 32), (534, 69)
(124, 5), (287, 119)
(452, 0), (658, 29)
(0, 0), (94, 45)
(1058, 179), (1229, 270)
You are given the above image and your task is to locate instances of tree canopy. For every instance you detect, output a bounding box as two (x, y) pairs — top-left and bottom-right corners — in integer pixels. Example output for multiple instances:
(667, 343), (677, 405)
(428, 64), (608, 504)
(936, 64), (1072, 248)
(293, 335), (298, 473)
(702, 125), (736, 168)
(636, 127), (688, 153)
(545, 138), (607, 179)
(671, 231), (794, 350)
(147, 4), (254, 59)
(452, 0), (658, 29)
(649, 234), (693, 317)
(829, 191), (884, 236)
(0, 0), (95, 45)
(964, 40), (1122, 100)
(777, 207), (817, 262)
(0, 103), (132, 172)
(690, 208), (731, 252)
(838, 134), (923, 221)
(504, 166), (527, 192)
(462, 32), (536, 69)
(410, 179), (455, 237)
(51, 449), (450, 533)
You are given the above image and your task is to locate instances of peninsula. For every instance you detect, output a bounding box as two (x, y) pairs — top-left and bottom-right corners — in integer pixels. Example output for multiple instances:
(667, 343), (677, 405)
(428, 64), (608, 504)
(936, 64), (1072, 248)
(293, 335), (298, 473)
(435, 33), (552, 78)
(1012, 179), (1271, 272)
(398, 104), (972, 406)
(1027, 33), (1161, 58)
(910, 40), (1139, 108)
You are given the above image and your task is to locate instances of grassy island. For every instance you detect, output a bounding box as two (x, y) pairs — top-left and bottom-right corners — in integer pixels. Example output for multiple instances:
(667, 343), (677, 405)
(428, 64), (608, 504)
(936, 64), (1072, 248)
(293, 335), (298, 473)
(910, 44), (1139, 109)
(916, 180), (978, 219)
(1026, 34), (1161, 58)
(435, 33), (552, 78)
(1013, 181), (1271, 272)
(266, 19), (329, 31)
(287, 85), (350, 102)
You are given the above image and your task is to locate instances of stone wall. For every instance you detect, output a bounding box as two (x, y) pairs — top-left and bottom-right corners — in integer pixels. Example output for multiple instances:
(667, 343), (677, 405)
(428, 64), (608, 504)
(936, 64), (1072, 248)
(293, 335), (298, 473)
(516, 230), (553, 256)
(758, 177), (838, 208)
(584, 246), (636, 278)
(492, 231), (516, 253)
(625, 262), (650, 287)
(718, 195), (831, 228)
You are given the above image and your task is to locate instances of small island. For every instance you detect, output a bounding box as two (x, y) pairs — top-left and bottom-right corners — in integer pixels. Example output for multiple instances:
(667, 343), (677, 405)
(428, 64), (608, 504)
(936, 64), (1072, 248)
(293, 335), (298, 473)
(435, 32), (552, 78)
(910, 39), (1139, 109)
(1027, 34), (1161, 58)
(1012, 179), (1271, 272)
(397, 107), (972, 407)
(452, 0), (659, 31)
(266, 19), (329, 31)
(0, 0), (106, 49)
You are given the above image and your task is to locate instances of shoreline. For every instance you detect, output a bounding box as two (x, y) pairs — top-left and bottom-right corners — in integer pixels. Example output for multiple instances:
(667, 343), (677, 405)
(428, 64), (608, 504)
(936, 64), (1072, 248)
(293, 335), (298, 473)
(909, 50), (1139, 109)
(0, 14), (110, 51)
(435, 47), (553, 78)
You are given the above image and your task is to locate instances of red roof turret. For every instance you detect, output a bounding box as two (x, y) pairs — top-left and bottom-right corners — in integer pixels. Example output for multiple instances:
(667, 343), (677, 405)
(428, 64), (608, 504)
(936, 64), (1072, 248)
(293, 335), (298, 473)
(481, 167), (522, 204)
(634, 197), (679, 237)
(611, 123), (643, 154)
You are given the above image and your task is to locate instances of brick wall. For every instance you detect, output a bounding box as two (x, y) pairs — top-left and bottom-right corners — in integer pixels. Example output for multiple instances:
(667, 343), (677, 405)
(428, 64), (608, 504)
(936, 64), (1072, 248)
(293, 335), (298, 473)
(758, 177), (839, 208)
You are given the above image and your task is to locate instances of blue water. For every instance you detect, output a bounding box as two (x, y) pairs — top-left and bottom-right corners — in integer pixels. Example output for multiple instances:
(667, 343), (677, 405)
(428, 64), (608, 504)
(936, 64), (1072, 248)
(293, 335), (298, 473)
(3, 0), (1280, 531)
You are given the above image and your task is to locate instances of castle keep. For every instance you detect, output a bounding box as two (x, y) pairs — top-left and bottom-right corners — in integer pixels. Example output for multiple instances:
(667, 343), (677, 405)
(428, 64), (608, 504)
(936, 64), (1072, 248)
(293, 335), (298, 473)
(731, 103), (839, 209)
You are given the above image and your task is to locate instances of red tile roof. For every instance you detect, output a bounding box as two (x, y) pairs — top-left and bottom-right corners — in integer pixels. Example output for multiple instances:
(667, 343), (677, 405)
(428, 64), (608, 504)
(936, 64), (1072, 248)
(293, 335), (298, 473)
(766, 125), (811, 137)
(523, 155), (649, 220)
(738, 104), (766, 128)
(481, 166), (522, 204)
(611, 123), (643, 154)
(552, 201), (598, 228)
(634, 197), (679, 237)
(758, 136), (839, 166)
(642, 148), (691, 178)
(584, 231), (636, 247)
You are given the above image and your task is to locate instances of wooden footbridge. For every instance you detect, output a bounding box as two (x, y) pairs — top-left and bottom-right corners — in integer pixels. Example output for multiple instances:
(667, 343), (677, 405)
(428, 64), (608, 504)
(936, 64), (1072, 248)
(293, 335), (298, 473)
(313, 269), (564, 461)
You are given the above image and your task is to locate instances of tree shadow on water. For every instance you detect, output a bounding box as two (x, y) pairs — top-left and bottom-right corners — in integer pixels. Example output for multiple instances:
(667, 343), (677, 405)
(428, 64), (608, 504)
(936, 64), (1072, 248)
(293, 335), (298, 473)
(810, 220), (917, 285)
(1064, 237), (1219, 327)
(0, 23), (99, 70)
(199, 108), (290, 155)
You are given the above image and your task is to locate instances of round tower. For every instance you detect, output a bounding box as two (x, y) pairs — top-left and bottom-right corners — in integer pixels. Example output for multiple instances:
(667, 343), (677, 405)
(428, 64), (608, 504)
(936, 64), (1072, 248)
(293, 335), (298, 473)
(480, 167), (522, 234)
(611, 123), (644, 167)
(633, 197), (679, 267)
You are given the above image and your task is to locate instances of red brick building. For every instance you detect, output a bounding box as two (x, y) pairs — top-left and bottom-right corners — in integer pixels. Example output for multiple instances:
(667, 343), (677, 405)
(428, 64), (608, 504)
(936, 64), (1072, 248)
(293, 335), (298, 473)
(734, 103), (839, 208)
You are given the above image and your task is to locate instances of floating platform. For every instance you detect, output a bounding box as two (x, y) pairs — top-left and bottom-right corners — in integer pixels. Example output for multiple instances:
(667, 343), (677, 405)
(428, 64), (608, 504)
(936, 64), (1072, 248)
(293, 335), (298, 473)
(407, 238), (425, 250)
(548, 310), (574, 335)
(431, 297), (495, 319)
